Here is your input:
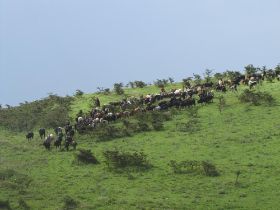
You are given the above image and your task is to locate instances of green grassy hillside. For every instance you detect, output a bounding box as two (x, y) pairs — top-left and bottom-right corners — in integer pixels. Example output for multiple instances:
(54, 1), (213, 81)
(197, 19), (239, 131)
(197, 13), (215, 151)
(1, 82), (280, 210)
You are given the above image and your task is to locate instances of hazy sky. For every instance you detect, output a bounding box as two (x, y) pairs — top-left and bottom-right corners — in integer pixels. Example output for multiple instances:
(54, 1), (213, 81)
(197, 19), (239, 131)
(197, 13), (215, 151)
(1, 0), (280, 105)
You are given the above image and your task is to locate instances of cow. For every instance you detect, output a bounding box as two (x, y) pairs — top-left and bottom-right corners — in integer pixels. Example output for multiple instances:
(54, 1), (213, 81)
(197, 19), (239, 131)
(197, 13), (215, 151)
(26, 132), (34, 141)
(54, 127), (63, 135)
(43, 134), (54, 150)
(39, 128), (45, 139)
(54, 134), (63, 149)
(65, 135), (77, 151)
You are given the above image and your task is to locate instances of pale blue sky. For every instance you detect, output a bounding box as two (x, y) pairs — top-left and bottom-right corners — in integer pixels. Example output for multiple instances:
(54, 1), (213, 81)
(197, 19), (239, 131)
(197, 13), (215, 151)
(1, 0), (280, 105)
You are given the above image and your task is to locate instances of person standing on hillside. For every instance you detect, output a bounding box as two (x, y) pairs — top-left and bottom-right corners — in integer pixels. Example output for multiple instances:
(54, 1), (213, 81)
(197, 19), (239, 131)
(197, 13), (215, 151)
(95, 97), (100, 107)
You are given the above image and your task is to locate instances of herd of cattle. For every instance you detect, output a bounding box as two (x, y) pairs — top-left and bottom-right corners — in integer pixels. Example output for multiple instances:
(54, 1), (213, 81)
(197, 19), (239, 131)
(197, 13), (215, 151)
(25, 71), (280, 150)
(26, 125), (77, 151)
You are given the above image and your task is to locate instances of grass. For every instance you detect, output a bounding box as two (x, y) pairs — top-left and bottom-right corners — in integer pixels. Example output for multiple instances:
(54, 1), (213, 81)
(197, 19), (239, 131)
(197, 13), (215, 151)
(1, 81), (280, 209)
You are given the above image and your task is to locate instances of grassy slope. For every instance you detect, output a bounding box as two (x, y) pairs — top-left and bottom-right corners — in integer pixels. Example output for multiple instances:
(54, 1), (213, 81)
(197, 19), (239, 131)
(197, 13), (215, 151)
(1, 82), (280, 210)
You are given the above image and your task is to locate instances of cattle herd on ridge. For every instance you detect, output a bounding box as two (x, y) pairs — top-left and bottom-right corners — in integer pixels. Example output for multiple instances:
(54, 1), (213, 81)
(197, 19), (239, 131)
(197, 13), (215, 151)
(25, 70), (280, 151)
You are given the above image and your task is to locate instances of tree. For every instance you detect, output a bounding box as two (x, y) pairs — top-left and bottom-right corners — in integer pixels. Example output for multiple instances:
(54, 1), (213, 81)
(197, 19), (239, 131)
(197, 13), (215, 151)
(244, 64), (257, 76)
(274, 64), (280, 75)
(204, 69), (213, 82)
(193, 74), (201, 85)
(213, 72), (223, 81)
(113, 83), (124, 95)
(182, 77), (192, 88)
(154, 79), (166, 88)
(128, 82), (135, 88)
(134, 81), (146, 88)
(75, 89), (84, 97)
(225, 71), (242, 80)
(168, 77), (175, 84)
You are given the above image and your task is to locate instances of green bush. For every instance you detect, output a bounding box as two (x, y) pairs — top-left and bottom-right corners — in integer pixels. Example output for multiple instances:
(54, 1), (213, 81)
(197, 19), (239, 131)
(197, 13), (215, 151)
(137, 121), (150, 132)
(75, 149), (99, 164)
(103, 150), (152, 171)
(18, 198), (30, 210)
(0, 200), (11, 210)
(152, 120), (164, 131)
(202, 161), (220, 177)
(63, 196), (79, 210)
(239, 89), (275, 106)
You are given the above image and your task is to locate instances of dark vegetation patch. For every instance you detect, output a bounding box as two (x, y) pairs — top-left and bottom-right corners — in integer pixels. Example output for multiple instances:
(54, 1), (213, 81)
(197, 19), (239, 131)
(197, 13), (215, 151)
(18, 198), (31, 210)
(239, 89), (275, 106)
(169, 160), (219, 177)
(74, 149), (99, 164)
(0, 169), (32, 191)
(0, 200), (12, 210)
(62, 196), (80, 210)
(103, 150), (152, 172)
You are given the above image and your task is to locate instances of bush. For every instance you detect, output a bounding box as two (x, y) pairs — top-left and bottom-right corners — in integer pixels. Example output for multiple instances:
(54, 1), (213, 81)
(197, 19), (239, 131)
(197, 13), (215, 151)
(75, 149), (99, 164)
(134, 81), (147, 88)
(152, 120), (164, 131)
(202, 161), (220, 177)
(103, 150), (152, 171)
(18, 198), (30, 210)
(239, 89), (275, 106)
(63, 196), (79, 210)
(137, 121), (150, 132)
(0, 200), (11, 210)
(113, 83), (124, 95)
(74, 89), (84, 97)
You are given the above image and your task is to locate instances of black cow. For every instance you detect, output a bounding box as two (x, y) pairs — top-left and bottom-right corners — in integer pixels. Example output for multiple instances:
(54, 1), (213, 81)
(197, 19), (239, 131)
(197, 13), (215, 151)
(54, 134), (63, 149)
(39, 128), (45, 139)
(26, 132), (34, 141)
(65, 135), (77, 151)
(198, 93), (214, 104)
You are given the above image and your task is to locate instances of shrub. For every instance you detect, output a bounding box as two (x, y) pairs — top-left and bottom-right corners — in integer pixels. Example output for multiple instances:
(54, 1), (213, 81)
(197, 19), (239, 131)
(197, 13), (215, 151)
(63, 196), (79, 210)
(201, 161), (219, 177)
(152, 120), (164, 131)
(103, 150), (152, 171)
(113, 83), (124, 95)
(137, 121), (150, 132)
(75, 149), (99, 164)
(134, 80), (147, 88)
(18, 198), (30, 210)
(0, 200), (11, 210)
(74, 89), (84, 97)
(239, 89), (275, 106)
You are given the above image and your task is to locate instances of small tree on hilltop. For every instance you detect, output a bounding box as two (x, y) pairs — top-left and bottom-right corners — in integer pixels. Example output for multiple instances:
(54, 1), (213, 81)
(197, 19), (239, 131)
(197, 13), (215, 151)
(182, 77), (192, 88)
(75, 89), (84, 97)
(114, 83), (124, 95)
(204, 69), (213, 82)
(168, 77), (175, 84)
(274, 64), (280, 76)
(193, 74), (202, 85)
(134, 81), (146, 88)
(244, 64), (257, 76)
